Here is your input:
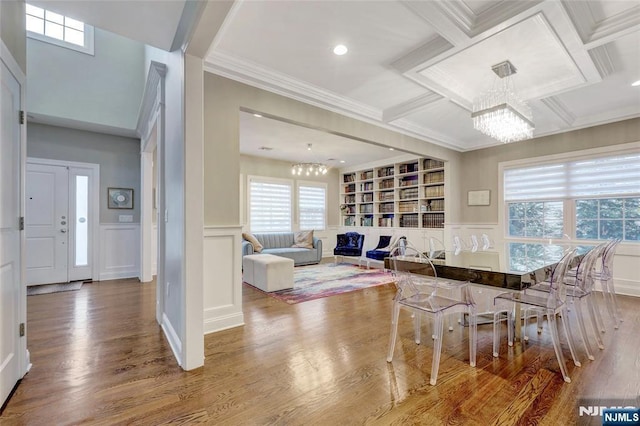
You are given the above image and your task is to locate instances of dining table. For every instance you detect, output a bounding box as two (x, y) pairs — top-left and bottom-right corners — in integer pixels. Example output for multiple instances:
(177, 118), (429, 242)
(384, 248), (579, 340)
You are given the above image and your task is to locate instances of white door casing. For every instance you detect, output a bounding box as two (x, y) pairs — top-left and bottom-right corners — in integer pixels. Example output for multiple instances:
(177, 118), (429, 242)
(25, 163), (68, 285)
(25, 159), (99, 286)
(0, 50), (24, 409)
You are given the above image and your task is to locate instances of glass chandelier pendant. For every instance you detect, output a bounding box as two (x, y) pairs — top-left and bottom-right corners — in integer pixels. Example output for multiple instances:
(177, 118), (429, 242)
(291, 163), (328, 176)
(472, 61), (534, 143)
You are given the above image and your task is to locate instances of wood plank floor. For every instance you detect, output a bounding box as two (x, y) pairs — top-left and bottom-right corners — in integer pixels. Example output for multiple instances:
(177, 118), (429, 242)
(1, 278), (639, 425)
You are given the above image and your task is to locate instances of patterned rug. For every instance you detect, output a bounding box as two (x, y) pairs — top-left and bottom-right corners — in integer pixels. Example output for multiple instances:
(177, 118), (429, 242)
(259, 263), (395, 304)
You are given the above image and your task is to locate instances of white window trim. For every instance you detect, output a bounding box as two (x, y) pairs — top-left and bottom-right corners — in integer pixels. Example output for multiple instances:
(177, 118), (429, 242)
(498, 141), (640, 244)
(27, 22), (94, 55)
(247, 175), (293, 233)
(297, 180), (327, 231)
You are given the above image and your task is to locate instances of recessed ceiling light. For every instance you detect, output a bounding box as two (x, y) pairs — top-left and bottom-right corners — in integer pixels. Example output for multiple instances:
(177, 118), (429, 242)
(339, 160), (346, 163)
(253, 113), (262, 118)
(632, 80), (640, 87)
(389, 148), (394, 151)
(333, 44), (348, 56)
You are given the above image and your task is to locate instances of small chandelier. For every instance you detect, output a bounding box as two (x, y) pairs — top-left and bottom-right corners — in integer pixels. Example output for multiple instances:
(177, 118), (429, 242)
(291, 162), (328, 176)
(471, 60), (534, 143)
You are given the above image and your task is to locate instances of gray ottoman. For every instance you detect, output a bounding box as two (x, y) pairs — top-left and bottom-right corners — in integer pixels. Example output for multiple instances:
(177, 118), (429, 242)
(243, 254), (294, 292)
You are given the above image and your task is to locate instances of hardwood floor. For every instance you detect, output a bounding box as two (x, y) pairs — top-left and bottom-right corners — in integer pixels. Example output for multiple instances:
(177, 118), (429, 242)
(1, 278), (639, 425)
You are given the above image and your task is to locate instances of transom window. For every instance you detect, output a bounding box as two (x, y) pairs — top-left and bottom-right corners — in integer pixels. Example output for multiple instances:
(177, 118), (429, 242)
(26, 4), (94, 55)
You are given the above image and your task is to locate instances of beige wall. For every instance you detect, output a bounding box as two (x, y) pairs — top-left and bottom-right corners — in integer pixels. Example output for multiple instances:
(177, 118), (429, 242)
(458, 118), (640, 223)
(203, 73), (462, 226)
(240, 154), (340, 228)
(1, 0), (26, 73)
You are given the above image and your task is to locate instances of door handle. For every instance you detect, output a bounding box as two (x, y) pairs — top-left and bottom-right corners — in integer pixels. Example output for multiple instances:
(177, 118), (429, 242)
(60, 229), (67, 233)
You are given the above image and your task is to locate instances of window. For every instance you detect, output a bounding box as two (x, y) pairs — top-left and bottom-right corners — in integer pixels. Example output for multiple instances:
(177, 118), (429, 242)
(248, 177), (292, 232)
(26, 4), (94, 55)
(504, 150), (640, 242)
(576, 197), (640, 240)
(298, 183), (326, 231)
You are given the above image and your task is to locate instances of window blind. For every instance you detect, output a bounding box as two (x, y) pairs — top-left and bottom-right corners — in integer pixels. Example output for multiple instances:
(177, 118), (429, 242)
(299, 185), (326, 230)
(249, 179), (292, 232)
(504, 153), (640, 201)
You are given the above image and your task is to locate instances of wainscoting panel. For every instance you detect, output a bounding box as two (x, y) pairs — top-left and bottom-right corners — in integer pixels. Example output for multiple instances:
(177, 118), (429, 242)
(203, 226), (244, 334)
(99, 223), (140, 281)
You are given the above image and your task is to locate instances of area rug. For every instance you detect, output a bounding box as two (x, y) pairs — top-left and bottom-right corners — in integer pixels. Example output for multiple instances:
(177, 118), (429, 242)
(263, 263), (395, 304)
(27, 281), (84, 296)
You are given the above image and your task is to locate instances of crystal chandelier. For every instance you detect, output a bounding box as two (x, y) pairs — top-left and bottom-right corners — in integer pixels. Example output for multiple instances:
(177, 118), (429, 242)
(291, 162), (328, 176)
(471, 61), (534, 143)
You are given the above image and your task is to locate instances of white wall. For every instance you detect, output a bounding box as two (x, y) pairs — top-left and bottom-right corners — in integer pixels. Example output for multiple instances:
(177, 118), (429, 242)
(26, 28), (145, 131)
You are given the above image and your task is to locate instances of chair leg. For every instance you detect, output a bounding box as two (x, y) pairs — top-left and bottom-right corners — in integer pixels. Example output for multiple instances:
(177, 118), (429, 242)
(468, 305), (477, 367)
(507, 310), (514, 347)
(602, 278), (621, 329)
(413, 312), (421, 345)
(573, 299), (595, 361)
(430, 313), (445, 386)
(586, 296), (605, 350)
(492, 311), (502, 357)
(386, 302), (401, 362)
(560, 306), (581, 367)
(548, 310), (571, 383)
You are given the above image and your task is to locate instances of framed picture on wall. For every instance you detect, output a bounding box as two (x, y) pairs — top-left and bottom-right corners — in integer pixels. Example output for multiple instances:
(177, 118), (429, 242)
(108, 187), (134, 209)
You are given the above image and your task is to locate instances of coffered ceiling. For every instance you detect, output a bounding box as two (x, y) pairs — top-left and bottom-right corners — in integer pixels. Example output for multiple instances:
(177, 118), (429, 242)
(206, 0), (640, 152)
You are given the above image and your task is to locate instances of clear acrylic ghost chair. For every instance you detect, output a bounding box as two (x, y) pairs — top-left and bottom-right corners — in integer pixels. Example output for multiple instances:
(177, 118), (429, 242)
(493, 248), (580, 383)
(387, 243), (477, 386)
(523, 243), (607, 362)
(594, 239), (623, 329)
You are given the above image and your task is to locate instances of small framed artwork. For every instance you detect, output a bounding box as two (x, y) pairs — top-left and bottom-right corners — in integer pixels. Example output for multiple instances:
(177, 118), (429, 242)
(467, 190), (491, 206)
(108, 187), (134, 209)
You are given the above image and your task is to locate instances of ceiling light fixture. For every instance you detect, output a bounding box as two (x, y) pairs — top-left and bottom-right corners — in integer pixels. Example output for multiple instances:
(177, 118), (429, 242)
(291, 163), (328, 176)
(292, 143), (328, 176)
(632, 80), (640, 87)
(253, 113), (262, 118)
(472, 60), (534, 143)
(333, 44), (348, 56)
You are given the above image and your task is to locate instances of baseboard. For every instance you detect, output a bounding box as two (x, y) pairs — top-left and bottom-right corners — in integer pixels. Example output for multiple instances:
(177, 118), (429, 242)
(161, 313), (183, 367)
(203, 311), (244, 335)
(98, 270), (139, 281)
(613, 279), (640, 298)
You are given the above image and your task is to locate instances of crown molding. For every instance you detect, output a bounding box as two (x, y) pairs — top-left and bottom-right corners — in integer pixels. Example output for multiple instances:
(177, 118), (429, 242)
(205, 51), (381, 120)
(541, 97), (575, 126)
(401, 0), (470, 46)
(586, 5), (640, 48)
(471, 0), (544, 37)
(588, 45), (615, 79)
(383, 92), (442, 123)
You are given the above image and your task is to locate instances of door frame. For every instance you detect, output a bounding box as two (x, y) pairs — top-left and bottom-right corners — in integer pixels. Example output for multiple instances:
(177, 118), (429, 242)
(0, 38), (29, 393)
(26, 157), (100, 283)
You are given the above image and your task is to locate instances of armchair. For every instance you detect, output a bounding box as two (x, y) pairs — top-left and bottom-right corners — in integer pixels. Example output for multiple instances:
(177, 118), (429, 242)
(334, 232), (365, 263)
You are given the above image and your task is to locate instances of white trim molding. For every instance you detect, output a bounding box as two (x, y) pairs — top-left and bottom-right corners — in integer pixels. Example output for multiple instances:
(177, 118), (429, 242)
(203, 225), (244, 334)
(161, 312), (182, 367)
(99, 223), (140, 280)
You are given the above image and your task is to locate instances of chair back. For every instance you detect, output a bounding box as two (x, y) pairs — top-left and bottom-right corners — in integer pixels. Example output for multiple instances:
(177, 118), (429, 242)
(547, 248), (577, 308)
(573, 243), (607, 293)
(601, 238), (621, 276)
(389, 242), (437, 299)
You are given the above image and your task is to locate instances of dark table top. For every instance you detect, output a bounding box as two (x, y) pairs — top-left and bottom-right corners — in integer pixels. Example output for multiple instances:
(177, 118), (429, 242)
(385, 251), (558, 291)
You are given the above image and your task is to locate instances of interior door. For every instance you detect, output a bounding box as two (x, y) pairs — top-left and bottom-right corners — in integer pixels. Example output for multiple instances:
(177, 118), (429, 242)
(25, 163), (69, 285)
(0, 55), (23, 409)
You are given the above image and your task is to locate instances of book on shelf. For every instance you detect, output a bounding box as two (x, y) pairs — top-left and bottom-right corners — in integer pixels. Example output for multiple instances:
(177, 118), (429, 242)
(422, 213), (445, 228)
(377, 166), (394, 177)
(423, 159), (444, 169)
(398, 162), (419, 174)
(360, 170), (373, 180)
(343, 173), (355, 183)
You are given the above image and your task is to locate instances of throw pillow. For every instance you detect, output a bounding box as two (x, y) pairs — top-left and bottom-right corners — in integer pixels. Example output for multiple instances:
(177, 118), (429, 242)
(292, 230), (314, 249)
(242, 233), (263, 253)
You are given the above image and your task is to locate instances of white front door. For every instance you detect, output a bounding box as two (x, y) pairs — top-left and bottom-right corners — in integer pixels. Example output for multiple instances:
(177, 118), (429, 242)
(25, 161), (96, 286)
(0, 54), (23, 409)
(26, 163), (69, 285)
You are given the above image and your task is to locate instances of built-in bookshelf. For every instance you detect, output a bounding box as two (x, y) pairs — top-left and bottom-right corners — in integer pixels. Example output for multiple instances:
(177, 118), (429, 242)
(339, 157), (445, 228)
